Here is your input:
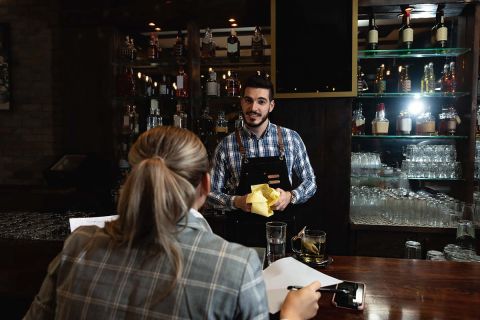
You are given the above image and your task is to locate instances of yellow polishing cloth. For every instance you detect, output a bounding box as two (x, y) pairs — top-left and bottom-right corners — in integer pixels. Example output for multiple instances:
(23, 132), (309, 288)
(246, 184), (281, 217)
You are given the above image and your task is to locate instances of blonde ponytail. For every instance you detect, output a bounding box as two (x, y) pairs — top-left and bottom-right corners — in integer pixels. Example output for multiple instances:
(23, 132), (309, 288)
(105, 126), (209, 300)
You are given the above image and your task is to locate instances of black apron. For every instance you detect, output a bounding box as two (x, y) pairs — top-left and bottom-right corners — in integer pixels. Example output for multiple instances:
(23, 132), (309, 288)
(226, 126), (297, 248)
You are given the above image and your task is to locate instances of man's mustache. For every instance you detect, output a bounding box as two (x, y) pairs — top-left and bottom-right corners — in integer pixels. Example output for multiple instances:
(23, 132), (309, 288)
(246, 111), (261, 116)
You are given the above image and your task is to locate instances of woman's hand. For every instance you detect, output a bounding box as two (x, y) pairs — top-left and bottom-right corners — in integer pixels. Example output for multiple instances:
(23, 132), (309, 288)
(280, 281), (321, 320)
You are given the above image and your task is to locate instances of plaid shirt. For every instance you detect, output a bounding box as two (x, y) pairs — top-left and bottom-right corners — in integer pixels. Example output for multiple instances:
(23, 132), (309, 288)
(24, 209), (268, 320)
(208, 122), (316, 210)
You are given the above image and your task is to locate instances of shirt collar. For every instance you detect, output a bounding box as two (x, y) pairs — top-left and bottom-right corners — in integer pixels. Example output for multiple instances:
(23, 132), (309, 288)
(242, 121), (275, 139)
(177, 208), (212, 233)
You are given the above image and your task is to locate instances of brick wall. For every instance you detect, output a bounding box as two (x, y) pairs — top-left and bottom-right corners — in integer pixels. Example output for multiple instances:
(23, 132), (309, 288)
(0, 0), (61, 185)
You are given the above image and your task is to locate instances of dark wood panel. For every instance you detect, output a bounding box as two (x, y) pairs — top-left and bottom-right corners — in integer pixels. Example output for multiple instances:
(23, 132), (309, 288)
(271, 98), (352, 255)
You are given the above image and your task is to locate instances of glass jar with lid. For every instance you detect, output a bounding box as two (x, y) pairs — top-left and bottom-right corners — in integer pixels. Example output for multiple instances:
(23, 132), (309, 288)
(396, 109), (412, 135)
(446, 106), (460, 135)
(352, 102), (366, 135)
(416, 106), (436, 135)
(372, 103), (389, 135)
(438, 106), (449, 135)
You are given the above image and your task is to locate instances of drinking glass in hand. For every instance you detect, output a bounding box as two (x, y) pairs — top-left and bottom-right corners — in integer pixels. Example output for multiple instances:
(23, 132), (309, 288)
(266, 221), (287, 265)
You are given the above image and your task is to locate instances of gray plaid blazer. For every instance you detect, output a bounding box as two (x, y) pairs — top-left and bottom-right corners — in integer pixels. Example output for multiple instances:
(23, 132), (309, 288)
(24, 209), (268, 319)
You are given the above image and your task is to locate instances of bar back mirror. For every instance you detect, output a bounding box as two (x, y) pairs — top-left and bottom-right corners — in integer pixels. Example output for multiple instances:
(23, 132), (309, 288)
(271, 0), (358, 98)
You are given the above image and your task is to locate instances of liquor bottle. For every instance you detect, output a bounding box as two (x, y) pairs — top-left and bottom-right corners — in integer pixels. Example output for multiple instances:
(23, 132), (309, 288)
(427, 62), (436, 93)
(385, 65), (396, 93)
(251, 26), (265, 61)
(117, 66), (136, 97)
(446, 105), (460, 135)
(196, 107), (214, 145)
(227, 28), (240, 62)
(145, 76), (154, 97)
(448, 61), (457, 93)
(438, 106), (449, 135)
(367, 13), (379, 50)
(147, 100), (162, 130)
(441, 63), (450, 92)
(357, 65), (368, 92)
(130, 105), (139, 136)
(371, 103), (389, 135)
(122, 104), (132, 135)
(201, 27), (216, 59)
(416, 106), (436, 135)
(206, 68), (219, 96)
(226, 71), (241, 96)
(127, 36), (137, 61)
(421, 64), (429, 93)
(351, 102), (366, 135)
(399, 9), (414, 49)
(174, 30), (186, 63)
(159, 74), (169, 96)
(435, 10), (448, 48)
(399, 65), (411, 93)
(235, 111), (244, 129)
(147, 33), (157, 59)
(173, 103), (188, 129)
(119, 36), (130, 60)
(374, 64), (386, 93)
(215, 110), (229, 143)
(176, 65), (189, 98)
(396, 110), (412, 135)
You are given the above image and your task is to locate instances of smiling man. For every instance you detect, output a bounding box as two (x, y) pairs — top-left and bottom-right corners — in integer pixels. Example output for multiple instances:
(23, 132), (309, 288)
(208, 74), (316, 247)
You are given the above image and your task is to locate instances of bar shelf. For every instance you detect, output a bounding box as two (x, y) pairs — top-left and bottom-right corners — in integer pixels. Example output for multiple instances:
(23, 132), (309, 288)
(352, 135), (468, 140)
(358, 92), (470, 98)
(358, 47), (471, 59)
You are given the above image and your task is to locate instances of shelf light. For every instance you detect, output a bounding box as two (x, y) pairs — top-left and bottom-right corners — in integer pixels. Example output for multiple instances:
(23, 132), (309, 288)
(228, 18), (236, 23)
(137, 72), (142, 79)
(407, 96), (425, 116)
(231, 23), (238, 27)
(155, 27), (161, 31)
(148, 22), (156, 27)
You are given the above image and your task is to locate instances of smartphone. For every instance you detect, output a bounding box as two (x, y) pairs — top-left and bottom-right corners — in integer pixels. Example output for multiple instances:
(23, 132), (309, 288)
(331, 281), (366, 311)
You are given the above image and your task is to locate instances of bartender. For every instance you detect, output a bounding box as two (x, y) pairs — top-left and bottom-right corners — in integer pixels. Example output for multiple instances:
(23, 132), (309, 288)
(207, 74), (316, 247)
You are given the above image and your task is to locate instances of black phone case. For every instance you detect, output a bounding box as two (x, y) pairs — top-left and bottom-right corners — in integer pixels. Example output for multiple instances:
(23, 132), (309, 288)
(331, 281), (366, 311)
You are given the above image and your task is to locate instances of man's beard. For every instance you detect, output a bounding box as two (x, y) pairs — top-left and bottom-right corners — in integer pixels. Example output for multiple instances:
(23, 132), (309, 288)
(244, 111), (270, 128)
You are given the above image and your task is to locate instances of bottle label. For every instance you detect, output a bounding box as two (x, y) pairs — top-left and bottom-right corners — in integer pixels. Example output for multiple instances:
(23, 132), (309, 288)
(159, 84), (167, 95)
(400, 118), (412, 132)
(215, 126), (228, 133)
(402, 28), (413, 42)
(207, 82), (218, 96)
(402, 80), (411, 92)
(177, 75), (184, 89)
(368, 30), (378, 43)
(355, 119), (365, 127)
(227, 42), (238, 53)
(447, 119), (457, 130)
(436, 27), (448, 41)
(123, 115), (130, 127)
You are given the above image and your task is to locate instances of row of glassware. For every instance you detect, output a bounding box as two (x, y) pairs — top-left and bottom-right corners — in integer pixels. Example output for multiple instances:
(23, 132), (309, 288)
(350, 186), (479, 228)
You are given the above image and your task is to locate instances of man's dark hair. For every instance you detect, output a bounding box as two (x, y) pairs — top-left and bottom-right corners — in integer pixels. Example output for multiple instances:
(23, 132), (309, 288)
(243, 74), (274, 101)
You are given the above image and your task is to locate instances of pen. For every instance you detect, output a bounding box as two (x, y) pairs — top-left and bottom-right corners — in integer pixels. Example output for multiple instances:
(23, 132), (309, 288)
(287, 285), (349, 294)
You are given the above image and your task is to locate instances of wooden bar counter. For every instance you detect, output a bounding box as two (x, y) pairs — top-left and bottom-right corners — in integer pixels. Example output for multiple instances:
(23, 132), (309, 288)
(314, 256), (480, 319)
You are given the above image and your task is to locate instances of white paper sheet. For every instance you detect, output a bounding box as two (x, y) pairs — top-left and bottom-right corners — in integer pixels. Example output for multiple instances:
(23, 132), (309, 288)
(262, 257), (343, 314)
(69, 215), (118, 232)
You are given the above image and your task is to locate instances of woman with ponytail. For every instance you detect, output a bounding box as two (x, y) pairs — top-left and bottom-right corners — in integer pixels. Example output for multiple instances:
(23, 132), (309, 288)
(25, 126), (321, 320)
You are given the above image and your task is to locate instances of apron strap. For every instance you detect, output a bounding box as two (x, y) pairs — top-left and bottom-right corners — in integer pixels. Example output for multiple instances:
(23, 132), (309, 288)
(276, 126), (285, 160)
(235, 129), (248, 163)
(236, 125), (285, 162)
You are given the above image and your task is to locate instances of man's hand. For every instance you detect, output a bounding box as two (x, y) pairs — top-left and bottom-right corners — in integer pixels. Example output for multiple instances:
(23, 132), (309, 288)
(233, 195), (251, 212)
(280, 281), (321, 320)
(272, 188), (292, 211)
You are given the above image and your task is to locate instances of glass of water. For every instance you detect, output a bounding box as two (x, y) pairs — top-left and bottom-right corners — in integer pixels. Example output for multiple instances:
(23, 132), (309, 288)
(266, 221), (287, 265)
